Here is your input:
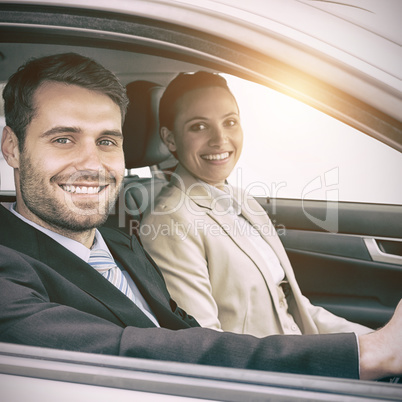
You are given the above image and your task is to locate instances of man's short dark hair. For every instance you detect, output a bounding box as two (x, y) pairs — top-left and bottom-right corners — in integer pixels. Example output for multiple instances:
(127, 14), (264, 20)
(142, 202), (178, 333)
(3, 52), (129, 150)
(159, 71), (236, 130)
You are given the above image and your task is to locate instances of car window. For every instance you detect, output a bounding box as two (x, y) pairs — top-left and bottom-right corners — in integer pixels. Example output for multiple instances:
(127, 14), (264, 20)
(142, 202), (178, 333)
(126, 167), (152, 178)
(0, 82), (13, 192)
(2, 74), (401, 206)
(0, 155), (13, 192)
(224, 75), (402, 205)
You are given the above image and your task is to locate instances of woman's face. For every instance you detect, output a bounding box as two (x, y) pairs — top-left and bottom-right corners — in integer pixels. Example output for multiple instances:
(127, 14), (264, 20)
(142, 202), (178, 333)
(163, 86), (243, 187)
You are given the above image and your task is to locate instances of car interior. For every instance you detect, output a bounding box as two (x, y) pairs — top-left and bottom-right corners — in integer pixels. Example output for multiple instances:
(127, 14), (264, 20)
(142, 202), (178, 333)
(0, 3), (401, 399)
(1, 39), (401, 332)
(104, 69), (402, 332)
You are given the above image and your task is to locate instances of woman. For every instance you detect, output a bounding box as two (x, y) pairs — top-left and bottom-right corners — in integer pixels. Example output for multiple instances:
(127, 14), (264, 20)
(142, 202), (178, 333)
(140, 72), (371, 337)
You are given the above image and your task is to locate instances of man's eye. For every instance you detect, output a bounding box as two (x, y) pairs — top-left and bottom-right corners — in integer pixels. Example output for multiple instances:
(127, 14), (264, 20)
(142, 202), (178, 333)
(98, 139), (114, 146)
(54, 138), (71, 144)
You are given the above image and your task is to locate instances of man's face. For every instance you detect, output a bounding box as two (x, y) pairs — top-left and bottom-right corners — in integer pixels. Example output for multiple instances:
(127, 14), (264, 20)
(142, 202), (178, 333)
(14, 81), (125, 235)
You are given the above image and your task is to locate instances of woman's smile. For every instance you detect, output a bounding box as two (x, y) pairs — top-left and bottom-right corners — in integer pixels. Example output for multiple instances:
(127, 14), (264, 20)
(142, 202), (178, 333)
(165, 86), (243, 187)
(200, 151), (231, 161)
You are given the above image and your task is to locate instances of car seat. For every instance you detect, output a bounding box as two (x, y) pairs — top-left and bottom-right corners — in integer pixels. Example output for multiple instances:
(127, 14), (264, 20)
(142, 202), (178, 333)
(105, 80), (172, 235)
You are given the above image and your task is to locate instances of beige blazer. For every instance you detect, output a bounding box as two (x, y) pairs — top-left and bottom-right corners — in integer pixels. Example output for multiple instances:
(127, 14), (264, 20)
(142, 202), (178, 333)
(141, 165), (371, 337)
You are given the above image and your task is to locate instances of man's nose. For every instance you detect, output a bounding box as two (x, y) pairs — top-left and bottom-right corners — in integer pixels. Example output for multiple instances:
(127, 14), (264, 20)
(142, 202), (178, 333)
(74, 143), (103, 171)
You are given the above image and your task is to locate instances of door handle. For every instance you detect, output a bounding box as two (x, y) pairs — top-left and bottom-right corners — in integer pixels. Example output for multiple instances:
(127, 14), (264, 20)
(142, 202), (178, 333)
(364, 238), (402, 266)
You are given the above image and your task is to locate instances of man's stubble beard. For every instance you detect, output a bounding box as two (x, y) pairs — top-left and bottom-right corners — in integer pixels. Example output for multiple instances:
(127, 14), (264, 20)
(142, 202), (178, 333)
(18, 153), (122, 234)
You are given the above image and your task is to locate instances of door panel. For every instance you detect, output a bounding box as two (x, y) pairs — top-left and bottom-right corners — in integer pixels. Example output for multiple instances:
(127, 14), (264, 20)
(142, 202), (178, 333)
(259, 198), (402, 329)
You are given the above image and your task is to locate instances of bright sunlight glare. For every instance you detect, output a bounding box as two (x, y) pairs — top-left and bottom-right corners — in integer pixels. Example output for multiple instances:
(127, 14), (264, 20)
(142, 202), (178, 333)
(223, 74), (402, 204)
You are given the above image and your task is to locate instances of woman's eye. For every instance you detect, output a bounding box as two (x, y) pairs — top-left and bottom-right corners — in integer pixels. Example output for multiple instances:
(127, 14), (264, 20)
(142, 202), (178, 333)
(189, 122), (207, 132)
(224, 118), (238, 127)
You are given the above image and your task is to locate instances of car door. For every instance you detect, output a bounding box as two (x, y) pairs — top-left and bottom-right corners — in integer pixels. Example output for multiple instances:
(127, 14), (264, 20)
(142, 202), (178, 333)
(263, 199), (402, 329)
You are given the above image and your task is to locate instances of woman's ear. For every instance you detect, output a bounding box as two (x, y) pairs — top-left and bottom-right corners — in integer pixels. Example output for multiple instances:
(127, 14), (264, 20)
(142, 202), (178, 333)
(160, 127), (177, 153)
(1, 126), (20, 168)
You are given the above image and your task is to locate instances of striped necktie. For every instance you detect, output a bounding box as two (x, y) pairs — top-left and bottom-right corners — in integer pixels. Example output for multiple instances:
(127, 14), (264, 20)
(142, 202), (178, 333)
(88, 248), (136, 304)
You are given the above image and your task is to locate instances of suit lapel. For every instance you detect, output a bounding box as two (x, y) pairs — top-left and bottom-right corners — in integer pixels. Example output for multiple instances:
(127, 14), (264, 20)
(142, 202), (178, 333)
(104, 232), (168, 308)
(170, 170), (318, 333)
(171, 167), (284, 287)
(171, 169), (284, 322)
(171, 170), (308, 332)
(171, 167), (280, 276)
(240, 197), (319, 333)
(0, 205), (155, 328)
(101, 228), (193, 329)
(171, 165), (213, 210)
(39, 232), (157, 328)
(1, 204), (192, 330)
(242, 197), (304, 289)
(241, 196), (288, 264)
(206, 205), (285, 324)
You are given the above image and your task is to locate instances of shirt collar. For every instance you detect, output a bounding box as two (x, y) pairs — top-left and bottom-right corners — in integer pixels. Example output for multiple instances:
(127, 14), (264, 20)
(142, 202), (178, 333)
(199, 181), (242, 215)
(8, 202), (109, 262)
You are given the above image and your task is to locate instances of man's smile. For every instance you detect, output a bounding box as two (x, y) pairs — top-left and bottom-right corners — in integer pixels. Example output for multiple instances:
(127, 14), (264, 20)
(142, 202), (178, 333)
(60, 184), (108, 194)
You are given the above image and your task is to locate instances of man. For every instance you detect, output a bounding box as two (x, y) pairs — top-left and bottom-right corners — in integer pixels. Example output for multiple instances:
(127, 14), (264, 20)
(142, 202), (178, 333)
(0, 53), (401, 381)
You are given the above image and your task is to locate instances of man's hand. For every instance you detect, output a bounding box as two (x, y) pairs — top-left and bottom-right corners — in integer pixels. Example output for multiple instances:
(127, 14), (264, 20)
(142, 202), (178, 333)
(359, 299), (402, 380)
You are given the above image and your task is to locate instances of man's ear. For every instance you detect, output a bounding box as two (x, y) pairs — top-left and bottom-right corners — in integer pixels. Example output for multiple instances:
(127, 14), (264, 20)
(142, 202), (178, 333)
(1, 126), (20, 168)
(160, 127), (177, 153)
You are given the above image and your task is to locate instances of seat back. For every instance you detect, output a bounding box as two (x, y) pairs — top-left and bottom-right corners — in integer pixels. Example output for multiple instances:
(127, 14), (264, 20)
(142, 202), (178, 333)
(104, 80), (172, 235)
(123, 80), (171, 169)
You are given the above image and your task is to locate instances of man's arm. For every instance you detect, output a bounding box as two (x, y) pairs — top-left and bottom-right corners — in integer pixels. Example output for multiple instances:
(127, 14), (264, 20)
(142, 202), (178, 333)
(2, 245), (401, 380)
(359, 300), (402, 380)
(0, 245), (359, 378)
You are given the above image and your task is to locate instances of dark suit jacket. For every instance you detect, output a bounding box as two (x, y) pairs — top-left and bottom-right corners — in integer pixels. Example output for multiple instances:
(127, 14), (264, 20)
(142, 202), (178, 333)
(0, 204), (359, 378)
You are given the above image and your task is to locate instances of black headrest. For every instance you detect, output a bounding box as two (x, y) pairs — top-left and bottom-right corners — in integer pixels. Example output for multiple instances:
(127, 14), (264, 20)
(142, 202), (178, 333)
(123, 81), (170, 169)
